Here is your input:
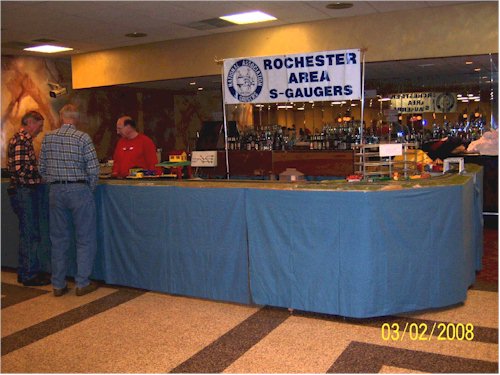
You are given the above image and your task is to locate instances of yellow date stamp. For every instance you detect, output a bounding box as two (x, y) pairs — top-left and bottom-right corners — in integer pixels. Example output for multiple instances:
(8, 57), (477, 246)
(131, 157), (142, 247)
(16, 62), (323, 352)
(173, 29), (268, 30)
(381, 322), (475, 341)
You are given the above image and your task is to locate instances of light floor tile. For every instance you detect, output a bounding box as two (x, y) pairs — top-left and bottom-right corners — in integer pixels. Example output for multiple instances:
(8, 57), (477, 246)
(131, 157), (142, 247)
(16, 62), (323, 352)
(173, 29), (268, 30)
(380, 365), (427, 373)
(225, 314), (498, 374)
(2, 282), (117, 337)
(401, 289), (499, 328)
(224, 315), (351, 373)
(1, 292), (259, 373)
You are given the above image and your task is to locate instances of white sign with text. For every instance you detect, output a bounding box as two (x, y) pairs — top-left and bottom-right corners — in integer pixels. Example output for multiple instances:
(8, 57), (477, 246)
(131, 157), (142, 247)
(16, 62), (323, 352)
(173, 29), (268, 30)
(191, 151), (218, 167)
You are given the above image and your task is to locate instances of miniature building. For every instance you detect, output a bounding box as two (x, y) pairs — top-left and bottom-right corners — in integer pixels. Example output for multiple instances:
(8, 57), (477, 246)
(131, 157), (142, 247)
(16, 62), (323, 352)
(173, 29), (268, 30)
(169, 150), (187, 163)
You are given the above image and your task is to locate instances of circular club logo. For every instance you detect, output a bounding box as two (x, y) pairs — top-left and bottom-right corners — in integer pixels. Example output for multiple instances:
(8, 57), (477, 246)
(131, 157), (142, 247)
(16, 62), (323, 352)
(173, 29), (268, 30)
(227, 59), (263, 102)
(435, 93), (456, 112)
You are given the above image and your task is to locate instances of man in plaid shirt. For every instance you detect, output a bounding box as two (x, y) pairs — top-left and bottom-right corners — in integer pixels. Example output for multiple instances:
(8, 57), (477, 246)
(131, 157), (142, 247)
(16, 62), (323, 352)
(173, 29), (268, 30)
(39, 104), (100, 297)
(7, 110), (51, 286)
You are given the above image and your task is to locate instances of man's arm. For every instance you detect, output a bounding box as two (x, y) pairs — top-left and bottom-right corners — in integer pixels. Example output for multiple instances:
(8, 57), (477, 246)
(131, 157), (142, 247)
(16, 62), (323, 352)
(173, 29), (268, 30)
(143, 136), (158, 170)
(83, 135), (100, 191)
(111, 139), (122, 177)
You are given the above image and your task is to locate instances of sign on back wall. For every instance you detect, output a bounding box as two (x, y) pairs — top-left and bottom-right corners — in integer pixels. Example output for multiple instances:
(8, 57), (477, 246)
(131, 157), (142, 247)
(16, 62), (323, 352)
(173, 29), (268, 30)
(223, 49), (361, 104)
(390, 92), (457, 114)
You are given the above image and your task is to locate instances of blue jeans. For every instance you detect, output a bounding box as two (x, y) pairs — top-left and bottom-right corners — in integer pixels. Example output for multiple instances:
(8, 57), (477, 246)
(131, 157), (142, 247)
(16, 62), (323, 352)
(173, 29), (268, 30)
(49, 183), (97, 289)
(9, 185), (45, 282)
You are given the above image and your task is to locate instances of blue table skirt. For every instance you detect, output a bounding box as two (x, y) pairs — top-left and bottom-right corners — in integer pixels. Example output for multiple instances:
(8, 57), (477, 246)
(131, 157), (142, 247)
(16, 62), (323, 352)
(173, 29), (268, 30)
(1, 168), (483, 317)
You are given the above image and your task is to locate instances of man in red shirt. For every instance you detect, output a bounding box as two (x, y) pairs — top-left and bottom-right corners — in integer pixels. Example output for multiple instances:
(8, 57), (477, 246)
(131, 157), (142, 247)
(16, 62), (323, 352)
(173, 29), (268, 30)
(111, 116), (158, 178)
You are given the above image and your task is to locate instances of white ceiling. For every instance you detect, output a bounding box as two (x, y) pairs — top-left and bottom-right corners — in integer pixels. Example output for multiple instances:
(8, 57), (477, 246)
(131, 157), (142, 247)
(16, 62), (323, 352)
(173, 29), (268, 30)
(1, 1), (497, 95)
(1, 1), (475, 56)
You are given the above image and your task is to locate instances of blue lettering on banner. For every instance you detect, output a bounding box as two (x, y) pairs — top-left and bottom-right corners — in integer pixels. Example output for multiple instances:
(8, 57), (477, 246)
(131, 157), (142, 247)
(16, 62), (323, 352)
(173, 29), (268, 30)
(263, 52), (359, 70)
(271, 85), (354, 99)
(227, 59), (264, 102)
(288, 70), (331, 84)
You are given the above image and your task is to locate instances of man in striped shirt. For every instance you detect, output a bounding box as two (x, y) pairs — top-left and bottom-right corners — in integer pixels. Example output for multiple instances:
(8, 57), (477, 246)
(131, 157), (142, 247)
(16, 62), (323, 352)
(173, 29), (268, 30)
(7, 110), (51, 286)
(39, 104), (100, 297)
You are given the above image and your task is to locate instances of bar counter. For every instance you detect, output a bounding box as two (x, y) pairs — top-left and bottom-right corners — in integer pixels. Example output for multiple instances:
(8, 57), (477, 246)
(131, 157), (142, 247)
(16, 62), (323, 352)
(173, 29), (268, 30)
(202, 150), (354, 178)
(1, 165), (483, 318)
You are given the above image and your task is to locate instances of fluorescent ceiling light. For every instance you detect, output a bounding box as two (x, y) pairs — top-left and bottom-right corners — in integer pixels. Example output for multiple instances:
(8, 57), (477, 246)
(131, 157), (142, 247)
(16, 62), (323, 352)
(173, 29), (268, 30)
(220, 11), (277, 25)
(23, 44), (73, 53)
(277, 105), (293, 109)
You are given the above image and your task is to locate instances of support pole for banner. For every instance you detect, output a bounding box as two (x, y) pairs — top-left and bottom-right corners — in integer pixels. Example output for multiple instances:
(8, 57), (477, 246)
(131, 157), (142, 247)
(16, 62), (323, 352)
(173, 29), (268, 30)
(360, 48), (367, 145)
(219, 59), (230, 179)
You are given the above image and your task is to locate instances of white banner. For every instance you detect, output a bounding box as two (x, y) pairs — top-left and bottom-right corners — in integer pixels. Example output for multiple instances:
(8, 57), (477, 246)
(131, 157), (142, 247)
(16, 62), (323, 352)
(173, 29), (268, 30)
(390, 92), (457, 113)
(223, 49), (361, 104)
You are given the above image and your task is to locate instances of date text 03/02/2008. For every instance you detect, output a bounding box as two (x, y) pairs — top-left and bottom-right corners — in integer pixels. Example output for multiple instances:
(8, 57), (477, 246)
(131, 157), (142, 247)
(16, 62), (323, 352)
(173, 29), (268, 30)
(381, 322), (474, 341)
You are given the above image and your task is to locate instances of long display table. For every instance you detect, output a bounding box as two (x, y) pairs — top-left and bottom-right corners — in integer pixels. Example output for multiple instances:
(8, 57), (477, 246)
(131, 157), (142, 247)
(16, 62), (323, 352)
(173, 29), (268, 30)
(1, 165), (483, 318)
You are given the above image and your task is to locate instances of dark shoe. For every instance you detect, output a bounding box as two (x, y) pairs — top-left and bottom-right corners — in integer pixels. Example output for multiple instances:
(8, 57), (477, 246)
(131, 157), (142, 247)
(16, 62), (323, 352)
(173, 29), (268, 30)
(23, 274), (51, 287)
(53, 286), (69, 297)
(76, 282), (98, 296)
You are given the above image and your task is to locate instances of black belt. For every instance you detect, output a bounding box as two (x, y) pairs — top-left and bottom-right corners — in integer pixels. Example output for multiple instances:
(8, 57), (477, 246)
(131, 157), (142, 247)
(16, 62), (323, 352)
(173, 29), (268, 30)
(50, 180), (87, 184)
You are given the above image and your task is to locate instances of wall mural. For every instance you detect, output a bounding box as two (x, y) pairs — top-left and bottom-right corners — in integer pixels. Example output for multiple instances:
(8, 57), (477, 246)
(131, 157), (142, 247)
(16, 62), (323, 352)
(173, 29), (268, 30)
(1, 55), (224, 167)
(1, 56), (67, 167)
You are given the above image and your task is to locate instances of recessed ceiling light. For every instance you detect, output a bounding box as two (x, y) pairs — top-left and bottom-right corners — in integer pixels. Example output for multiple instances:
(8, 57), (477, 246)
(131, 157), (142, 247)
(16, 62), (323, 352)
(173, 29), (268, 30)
(326, 2), (354, 10)
(23, 44), (73, 53)
(198, 87), (204, 91)
(125, 32), (147, 38)
(220, 11), (277, 25)
(474, 68), (481, 72)
(465, 61), (473, 65)
(189, 82), (196, 86)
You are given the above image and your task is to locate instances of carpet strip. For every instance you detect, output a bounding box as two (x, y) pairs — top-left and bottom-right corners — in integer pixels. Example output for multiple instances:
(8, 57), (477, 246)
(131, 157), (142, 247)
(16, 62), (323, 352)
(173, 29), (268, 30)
(1, 288), (145, 356)
(327, 341), (498, 373)
(171, 306), (290, 373)
(472, 280), (498, 292)
(1, 283), (50, 309)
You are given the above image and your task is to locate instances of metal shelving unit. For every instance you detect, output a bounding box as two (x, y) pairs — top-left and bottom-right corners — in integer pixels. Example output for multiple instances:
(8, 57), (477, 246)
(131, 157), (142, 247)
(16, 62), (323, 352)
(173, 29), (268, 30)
(353, 143), (419, 179)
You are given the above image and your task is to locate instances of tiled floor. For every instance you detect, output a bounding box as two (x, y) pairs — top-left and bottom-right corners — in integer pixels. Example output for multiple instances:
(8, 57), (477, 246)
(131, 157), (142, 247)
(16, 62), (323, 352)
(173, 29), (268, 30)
(1, 263), (497, 373)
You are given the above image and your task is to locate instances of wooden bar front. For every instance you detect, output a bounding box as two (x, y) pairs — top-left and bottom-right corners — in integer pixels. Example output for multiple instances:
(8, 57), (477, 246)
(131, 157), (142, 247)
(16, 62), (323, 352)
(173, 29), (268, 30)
(201, 151), (353, 178)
